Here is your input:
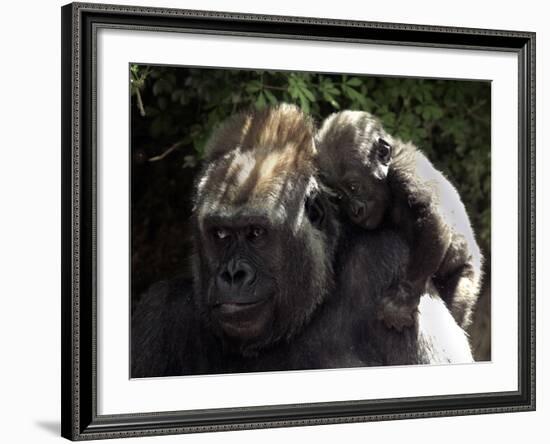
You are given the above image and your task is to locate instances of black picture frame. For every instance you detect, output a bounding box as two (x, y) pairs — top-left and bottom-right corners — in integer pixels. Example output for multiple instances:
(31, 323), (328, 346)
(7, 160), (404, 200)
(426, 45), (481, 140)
(61, 2), (536, 440)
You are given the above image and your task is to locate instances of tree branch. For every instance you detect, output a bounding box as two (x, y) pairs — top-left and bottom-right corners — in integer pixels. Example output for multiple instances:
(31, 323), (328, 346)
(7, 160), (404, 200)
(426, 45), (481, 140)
(148, 141), (185, 162)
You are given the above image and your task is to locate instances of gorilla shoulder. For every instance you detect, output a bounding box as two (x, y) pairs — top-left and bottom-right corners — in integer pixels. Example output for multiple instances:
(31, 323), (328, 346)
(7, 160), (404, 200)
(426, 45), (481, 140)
(131, 277), (205, 377)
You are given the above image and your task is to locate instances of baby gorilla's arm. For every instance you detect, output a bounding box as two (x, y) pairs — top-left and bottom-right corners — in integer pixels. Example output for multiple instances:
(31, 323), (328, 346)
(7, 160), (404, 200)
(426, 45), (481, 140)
(407, 200), (453, 287)
(376, 150), (456, 331)
(380, 148), (482, 331)
(376, 203), (452, 331)
(433, 227), (483, 329)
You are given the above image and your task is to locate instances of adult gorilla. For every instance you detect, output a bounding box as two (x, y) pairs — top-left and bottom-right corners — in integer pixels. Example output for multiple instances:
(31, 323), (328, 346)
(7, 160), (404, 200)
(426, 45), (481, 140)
(131, 104), (472, 378)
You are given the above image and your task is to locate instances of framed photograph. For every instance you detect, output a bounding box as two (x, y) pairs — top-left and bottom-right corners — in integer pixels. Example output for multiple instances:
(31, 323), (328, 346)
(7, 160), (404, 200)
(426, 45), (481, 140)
(61, 2), (535, 440)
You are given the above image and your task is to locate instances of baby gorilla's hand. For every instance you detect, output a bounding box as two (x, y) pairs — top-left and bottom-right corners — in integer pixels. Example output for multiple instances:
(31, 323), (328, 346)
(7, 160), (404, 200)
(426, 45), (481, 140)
(376, 282), (422, 332)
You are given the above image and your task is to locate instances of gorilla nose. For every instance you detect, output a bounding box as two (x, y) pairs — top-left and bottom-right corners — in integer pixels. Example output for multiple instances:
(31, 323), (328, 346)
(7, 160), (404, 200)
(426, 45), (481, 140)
(349, 201), (366, 223)
(218, 259), (255, 290)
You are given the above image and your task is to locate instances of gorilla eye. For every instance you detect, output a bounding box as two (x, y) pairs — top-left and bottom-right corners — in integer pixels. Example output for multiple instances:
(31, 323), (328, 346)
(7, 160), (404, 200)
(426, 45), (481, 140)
(347, 182), (358, 193)
(248, 225), (266, 240)
(213, 227), (230, 240)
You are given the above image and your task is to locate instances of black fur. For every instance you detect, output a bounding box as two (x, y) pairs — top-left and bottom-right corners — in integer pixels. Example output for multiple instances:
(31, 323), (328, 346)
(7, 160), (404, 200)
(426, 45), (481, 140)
(131, 106), (474, 378)
(316, 110), (483, 330)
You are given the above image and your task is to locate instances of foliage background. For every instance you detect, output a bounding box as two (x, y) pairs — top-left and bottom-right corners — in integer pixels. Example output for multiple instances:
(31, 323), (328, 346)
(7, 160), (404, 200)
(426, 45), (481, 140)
(130, 65), (491, 360)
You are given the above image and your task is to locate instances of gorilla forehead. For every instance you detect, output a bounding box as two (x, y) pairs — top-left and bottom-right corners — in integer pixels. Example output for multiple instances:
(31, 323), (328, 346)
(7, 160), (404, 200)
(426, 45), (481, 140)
(195, 105), (318, 228)
(316, 110), (390, 172)
(317, 110), (382, 144)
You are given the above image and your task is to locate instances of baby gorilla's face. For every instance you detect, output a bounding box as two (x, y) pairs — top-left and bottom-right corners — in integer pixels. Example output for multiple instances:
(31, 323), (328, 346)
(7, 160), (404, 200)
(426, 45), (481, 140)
(335, 169), (391, 229)
(334, 137), (393, 229)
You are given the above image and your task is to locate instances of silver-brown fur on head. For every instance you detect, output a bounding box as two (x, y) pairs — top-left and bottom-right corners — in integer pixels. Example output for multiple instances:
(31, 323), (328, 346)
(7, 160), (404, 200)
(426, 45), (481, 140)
(194, 104), (318, 232)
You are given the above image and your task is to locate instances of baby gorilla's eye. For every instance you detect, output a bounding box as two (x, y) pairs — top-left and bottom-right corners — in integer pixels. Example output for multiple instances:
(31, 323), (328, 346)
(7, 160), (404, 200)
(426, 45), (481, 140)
(347, 182), (358, 193)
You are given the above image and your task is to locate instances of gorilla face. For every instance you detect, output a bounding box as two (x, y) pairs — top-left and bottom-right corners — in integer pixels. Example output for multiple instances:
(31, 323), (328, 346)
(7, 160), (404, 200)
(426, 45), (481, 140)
(200, 215), (279, 341)
(330, 157), (391, 230)
(316, 111), (393, 230)
(191, 105), (338, 355)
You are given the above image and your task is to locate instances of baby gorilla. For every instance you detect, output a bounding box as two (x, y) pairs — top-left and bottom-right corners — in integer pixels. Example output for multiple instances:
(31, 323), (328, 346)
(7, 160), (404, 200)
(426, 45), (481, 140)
(316, 111), (483, 331)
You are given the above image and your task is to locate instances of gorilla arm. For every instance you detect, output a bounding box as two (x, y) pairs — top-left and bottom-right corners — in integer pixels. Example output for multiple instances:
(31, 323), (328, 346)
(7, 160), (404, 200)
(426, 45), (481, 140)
(338, 228), (474, 366)
(389, 148), (483, 329)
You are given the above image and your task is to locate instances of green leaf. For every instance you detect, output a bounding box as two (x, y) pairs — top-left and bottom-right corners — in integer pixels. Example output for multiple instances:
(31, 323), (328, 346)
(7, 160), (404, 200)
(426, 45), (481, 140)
(323, 92), (340, 109)
(301, 86), (315, 102)
(264, 89), (278, 105)
(255, 92), (267, 109)
(245, 80), (263, 93)
(346, 77), (362, 87)
(297, 91), (310, 113)
(288, 83), (299, 99)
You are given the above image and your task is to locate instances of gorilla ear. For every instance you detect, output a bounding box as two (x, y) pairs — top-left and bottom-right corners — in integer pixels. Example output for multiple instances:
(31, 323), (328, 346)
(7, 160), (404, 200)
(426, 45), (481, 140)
(305, 194), (326, 228)
(376, 138), (392, 165)
(372, 138), (392, 180)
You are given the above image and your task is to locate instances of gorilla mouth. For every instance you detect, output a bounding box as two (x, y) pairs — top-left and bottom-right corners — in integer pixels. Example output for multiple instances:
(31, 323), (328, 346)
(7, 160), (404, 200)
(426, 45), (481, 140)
(212, 299), (272, 339)
(216, 300), (265, 314)
(349, 210), (380, 230)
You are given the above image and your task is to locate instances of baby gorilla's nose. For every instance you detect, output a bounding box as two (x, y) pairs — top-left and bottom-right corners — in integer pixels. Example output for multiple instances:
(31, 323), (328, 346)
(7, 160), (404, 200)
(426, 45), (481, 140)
(348, 200), (367, 224)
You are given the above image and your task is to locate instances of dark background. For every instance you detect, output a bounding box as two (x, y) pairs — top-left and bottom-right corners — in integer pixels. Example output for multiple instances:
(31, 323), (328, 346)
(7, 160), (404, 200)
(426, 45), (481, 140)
(130, 65), (491, 360)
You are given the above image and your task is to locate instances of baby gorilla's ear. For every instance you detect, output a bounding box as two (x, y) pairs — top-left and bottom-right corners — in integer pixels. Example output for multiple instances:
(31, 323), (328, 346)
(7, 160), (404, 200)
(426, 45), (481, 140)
(371, 138), (392, 180)
(376, 138), (392, 165)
